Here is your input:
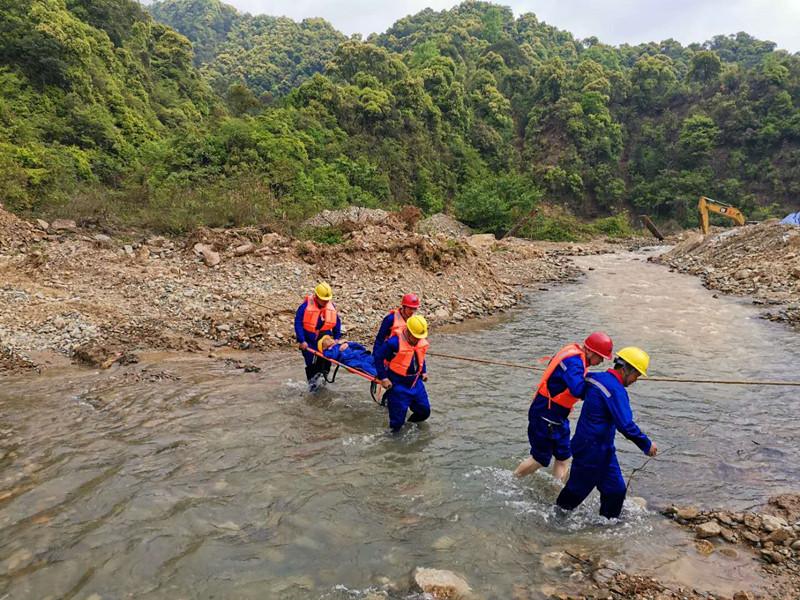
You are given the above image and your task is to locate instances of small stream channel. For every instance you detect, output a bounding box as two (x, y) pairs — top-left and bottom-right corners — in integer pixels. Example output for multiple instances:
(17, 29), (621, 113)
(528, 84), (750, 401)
(1, 250), (798, 598)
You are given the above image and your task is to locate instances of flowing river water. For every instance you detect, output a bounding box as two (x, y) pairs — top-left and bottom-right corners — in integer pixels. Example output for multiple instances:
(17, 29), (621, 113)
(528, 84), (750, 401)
(1, 250), (799, 599)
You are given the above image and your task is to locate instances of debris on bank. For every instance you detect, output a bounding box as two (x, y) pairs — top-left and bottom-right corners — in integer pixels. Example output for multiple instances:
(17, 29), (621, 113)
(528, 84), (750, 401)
(0, 206), (603, 373)
(654, 222), (800, 328)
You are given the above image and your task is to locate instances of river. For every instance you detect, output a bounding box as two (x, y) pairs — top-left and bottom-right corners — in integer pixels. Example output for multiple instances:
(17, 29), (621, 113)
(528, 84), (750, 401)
(1, 250), (798, 599)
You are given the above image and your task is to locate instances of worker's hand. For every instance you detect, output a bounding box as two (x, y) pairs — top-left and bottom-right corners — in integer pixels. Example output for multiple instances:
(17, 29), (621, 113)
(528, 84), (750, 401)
(647, 443), (658, 457)
(340, 343), (349, 350)
(298, 342), (308, 351)
(422, 373), (428, 382)
(380, 378), (392, 390)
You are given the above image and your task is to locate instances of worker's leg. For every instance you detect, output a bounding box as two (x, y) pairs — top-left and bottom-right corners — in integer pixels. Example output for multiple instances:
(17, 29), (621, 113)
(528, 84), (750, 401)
(407, 383), (430, 424)
(302, 349), (318, 381)
(555, 460), (596, 511)
(597, 454), (627, 519)
(515, 409), (552, 478)
(386, 386), (412, 432)
(551, 420), (572, 483)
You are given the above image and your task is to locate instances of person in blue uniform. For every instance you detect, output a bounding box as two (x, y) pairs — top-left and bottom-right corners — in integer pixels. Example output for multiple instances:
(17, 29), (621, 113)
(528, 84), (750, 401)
(318, 335), (377, 377)
(294, 282), (342, 386)
(556, 346), (658, 519)
(374, 315), (430, 433)
(514, 332), (614, 482)
(372, 293), (420, 355)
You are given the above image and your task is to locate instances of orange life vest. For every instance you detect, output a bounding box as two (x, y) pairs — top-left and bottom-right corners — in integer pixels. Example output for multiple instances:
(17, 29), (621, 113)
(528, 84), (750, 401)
(535, 343), (587, 411)
(301, 295), (338, 335)
(389, 308), (407, 338)
(388, 333), (429, 379)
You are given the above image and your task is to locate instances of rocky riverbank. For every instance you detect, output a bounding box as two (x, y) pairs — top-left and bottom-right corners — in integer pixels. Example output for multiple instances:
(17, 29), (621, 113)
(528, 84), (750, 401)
(0, 205), (622, 374)
(653, 222), (800, 330)
(541, 493), (800, 600)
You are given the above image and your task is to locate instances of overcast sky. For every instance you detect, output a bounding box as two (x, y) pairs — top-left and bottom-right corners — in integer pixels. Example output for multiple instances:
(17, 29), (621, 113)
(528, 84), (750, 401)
(177, 0), (800, 52)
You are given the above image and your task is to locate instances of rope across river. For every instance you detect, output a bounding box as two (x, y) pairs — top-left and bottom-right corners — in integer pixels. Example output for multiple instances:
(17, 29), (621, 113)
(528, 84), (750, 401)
(426, 351), (800, 387)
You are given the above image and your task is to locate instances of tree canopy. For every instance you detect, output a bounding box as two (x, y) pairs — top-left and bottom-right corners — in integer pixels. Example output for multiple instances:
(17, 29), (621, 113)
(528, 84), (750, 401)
(1, 0), (798, 234)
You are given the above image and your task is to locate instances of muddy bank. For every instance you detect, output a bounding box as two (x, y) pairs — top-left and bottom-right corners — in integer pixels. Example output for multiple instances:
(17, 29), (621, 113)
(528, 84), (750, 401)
(0, 205), (622, 373)
(653, 222), (800, 329)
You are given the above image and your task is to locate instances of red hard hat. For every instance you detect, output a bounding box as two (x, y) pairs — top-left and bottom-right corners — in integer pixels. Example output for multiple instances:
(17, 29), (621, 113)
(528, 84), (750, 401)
(584, 331), (613, 360)
(401, 293), (420, 308)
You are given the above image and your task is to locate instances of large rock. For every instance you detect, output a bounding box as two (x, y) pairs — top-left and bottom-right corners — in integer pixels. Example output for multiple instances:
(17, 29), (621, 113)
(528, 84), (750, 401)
(232, 242), (255, 256)
(761, 514), (788, 532)
(695, 521), (722, 539)
(193, 243), (221, 267)
(411, 567), (472, 599)
(676, 506), (699, 520)
(466, 233), (496, 251)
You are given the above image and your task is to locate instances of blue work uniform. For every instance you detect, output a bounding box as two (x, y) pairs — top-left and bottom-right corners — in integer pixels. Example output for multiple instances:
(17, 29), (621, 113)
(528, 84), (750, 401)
(556, 370), (652, 519)
(374, 336), (429, 432)
(323, 342), (378, 377)
(373, 311), (399, 356)
(294, 300), (342, 380)
(527, 354), (586, 467)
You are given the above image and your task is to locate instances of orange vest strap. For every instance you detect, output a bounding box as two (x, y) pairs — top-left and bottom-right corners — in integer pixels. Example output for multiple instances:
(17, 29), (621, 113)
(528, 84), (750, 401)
(535, 343), (587, 411)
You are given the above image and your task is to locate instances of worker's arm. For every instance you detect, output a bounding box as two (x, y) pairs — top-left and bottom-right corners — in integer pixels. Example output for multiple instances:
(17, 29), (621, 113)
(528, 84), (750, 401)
(607, 389), (652, 454)
(374, 337), (399, 381)
(333, 315), (342, 340)
(294, 302), (307, 346)
(372, 313), (393, 355)
(560, 354), (588, 398)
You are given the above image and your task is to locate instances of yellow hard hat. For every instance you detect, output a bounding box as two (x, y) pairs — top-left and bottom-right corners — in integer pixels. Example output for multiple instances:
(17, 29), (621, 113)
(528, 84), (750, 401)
(317, 335), (333, 352)
(314, 281), (333, 301)
(616, 346), (650, 377)
(406, 315), (429, 339)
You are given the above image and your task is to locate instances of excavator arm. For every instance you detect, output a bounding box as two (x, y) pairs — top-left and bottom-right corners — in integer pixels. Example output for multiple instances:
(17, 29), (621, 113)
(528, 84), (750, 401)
(698, 196), (746, 235)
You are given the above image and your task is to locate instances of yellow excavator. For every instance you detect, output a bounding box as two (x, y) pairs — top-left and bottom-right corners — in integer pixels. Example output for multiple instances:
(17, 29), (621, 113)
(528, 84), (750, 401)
(698, 196), (746, 235)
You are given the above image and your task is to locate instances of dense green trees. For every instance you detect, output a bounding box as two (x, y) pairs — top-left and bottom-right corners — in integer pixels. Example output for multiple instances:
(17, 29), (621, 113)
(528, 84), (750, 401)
(1, 0), (798, 236)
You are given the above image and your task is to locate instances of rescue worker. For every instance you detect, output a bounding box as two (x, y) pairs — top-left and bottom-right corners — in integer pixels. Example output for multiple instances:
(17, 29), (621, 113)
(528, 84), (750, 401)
(556, 347), (657, 519)
(514, 332), (614, 482)
(374, 315), (430, 433)
(372, 294), (421, 355)
(294, 282), (342, 386)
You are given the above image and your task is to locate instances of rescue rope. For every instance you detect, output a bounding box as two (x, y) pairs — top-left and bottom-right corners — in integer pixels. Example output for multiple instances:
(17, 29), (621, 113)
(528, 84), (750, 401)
(426, 351), (800, 387)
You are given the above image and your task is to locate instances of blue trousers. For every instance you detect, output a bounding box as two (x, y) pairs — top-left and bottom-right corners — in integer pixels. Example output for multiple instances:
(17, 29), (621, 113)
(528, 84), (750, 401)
(556, 444), (626, 519)
(385, 381), (430, 432)
(527, 404), (571, 467)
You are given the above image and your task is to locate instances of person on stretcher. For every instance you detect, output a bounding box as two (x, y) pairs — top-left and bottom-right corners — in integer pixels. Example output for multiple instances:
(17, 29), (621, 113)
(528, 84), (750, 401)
(317, 335), (378, 377)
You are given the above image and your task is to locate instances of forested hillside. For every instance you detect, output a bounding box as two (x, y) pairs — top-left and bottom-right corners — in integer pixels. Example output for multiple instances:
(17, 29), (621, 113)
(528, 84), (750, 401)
(1, 0), (798, 237)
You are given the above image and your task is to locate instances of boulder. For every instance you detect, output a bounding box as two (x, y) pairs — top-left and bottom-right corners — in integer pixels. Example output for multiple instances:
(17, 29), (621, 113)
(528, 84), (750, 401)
(466, 233), (496, 251)
(695, 521), (722, 539)
(35, 219), (49, 231)
(411, 567), (472, 600)
(193, 243), (221, 267)
(93, 233), (112, 243)
(51, 218), (77, 232)
(233, 242), (255, 257)
(676, 506), (699, 520)
(761, 514), (788, 532)
(433, 307), (450, 320)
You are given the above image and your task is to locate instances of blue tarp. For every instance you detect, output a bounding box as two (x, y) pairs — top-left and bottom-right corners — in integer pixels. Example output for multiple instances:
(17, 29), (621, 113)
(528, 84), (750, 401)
(781, 212), (800, 226)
